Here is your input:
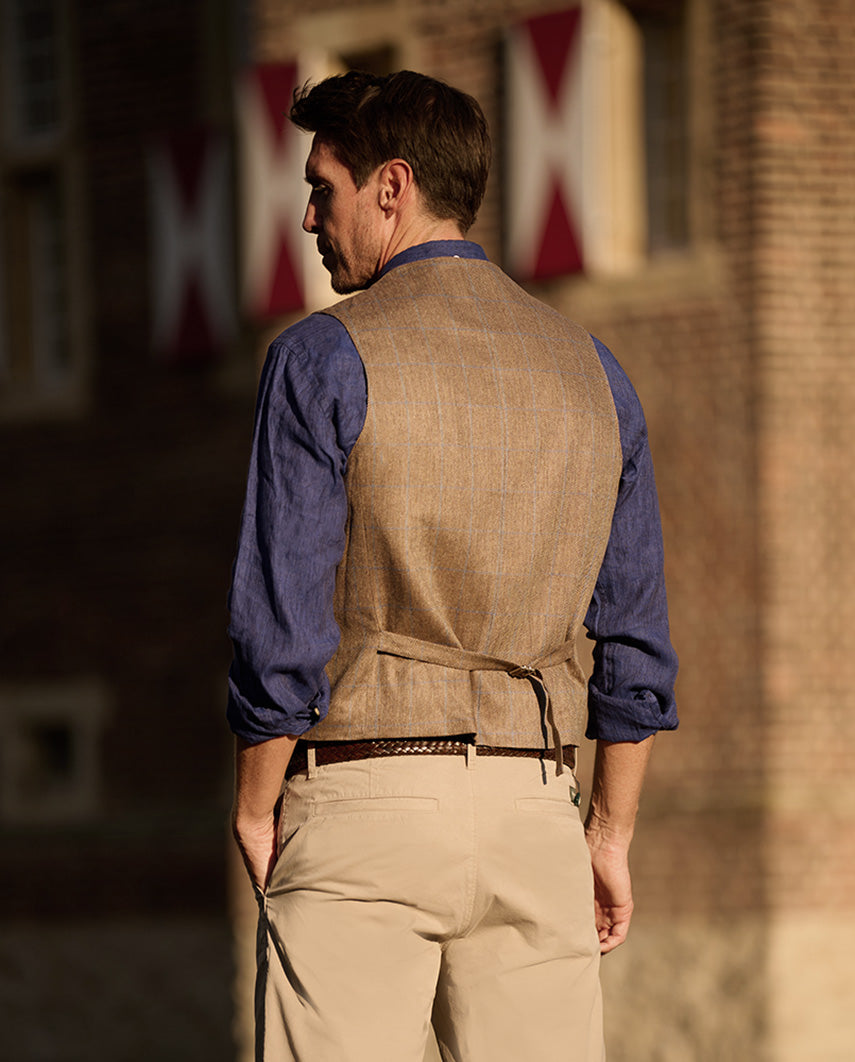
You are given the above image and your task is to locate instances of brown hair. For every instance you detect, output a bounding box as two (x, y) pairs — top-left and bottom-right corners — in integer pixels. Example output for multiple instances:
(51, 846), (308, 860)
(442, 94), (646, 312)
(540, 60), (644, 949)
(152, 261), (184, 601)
(289, 70), (491, 234)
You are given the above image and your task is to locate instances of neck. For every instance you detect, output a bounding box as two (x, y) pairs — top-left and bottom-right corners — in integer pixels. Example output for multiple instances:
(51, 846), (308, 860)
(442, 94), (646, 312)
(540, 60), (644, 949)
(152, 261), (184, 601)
(377, 215), (465, 274)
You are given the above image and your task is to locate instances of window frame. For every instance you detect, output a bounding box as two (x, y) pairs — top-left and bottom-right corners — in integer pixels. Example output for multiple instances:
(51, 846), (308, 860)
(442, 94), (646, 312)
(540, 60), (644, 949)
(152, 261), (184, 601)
(0, 679), (110, 825)
(0, 0), (90, 421)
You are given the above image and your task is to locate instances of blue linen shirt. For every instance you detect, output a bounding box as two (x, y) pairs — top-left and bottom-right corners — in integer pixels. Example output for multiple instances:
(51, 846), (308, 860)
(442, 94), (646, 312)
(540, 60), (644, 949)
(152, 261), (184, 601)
(227, 241), (678, 745)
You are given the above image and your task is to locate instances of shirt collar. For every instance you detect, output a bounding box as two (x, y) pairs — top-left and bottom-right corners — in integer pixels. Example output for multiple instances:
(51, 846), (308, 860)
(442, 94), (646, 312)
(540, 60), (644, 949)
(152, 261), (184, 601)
(376, 240), (488, 282)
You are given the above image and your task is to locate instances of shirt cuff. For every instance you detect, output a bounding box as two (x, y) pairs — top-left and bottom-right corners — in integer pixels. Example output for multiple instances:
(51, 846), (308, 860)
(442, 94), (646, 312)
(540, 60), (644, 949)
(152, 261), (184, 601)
(226, 685), (326, 745)
(585, 684), (679, 743)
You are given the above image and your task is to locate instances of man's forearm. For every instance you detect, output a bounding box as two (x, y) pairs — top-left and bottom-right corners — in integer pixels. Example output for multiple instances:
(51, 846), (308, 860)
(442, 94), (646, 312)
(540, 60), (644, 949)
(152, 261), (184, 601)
(584, 736), (655, 953)
(585, 736), (655, 844)
(234, 734), (298, 820)
(232, 734), (299, 890)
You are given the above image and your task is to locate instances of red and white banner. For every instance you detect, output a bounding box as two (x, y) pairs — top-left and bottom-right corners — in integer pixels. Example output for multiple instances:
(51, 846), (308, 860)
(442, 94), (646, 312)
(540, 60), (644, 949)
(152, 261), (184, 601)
(148, 128), (235, 360)
(237, 63), (306, 319)
(506, 7), (586, 282)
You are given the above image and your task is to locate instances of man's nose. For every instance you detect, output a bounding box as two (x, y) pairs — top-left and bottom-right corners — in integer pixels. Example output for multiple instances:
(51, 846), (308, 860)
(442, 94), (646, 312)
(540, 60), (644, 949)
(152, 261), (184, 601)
(303, 200), (318, 234)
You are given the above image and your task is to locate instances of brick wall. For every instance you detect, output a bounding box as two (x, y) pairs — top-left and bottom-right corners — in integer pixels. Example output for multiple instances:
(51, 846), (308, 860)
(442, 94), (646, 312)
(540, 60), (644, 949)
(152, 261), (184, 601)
(4, 0), (853, 1059)
(1, 2), (253, 1057)
(747, 2), (855, 1056)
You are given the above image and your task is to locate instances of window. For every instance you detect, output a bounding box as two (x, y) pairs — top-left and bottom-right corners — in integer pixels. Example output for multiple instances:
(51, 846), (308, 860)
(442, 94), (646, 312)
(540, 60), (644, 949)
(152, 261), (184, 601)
(0, 0), (88, 419)
(626, 0), (690, 253)
(7, 170), (70, 383)
(4, 0), (62, 143)
(0, 680), (110, 824)
(287, 7), (404, 310)
(504, 2), (647, 279)
(504, 1), (692, 280)
(337, 43), (397, 78)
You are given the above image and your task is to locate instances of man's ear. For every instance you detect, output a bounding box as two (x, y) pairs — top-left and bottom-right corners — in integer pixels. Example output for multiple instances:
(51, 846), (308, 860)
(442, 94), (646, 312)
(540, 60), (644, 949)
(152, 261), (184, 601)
(378, 158), (415, 215)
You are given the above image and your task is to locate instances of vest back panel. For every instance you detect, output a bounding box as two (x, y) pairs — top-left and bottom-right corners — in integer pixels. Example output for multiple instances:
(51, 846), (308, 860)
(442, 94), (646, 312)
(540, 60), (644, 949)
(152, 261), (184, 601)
(315, 256), (620, 748)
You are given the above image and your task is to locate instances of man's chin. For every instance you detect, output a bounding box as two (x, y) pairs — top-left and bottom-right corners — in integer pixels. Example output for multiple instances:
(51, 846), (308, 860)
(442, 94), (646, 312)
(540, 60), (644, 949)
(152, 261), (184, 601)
(329, 274), (351, 295)
(330, 271), (371, 296)
(320, 251), (374, 295)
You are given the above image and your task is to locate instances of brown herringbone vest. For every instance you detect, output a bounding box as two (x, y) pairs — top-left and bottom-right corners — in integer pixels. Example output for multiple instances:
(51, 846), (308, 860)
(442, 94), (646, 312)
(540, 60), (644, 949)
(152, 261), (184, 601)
(312, 255), (620, 748)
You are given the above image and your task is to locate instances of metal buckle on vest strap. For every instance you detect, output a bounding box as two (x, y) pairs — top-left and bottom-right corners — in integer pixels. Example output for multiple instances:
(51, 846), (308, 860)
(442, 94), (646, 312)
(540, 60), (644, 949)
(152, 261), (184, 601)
(508, 664), (538, 680)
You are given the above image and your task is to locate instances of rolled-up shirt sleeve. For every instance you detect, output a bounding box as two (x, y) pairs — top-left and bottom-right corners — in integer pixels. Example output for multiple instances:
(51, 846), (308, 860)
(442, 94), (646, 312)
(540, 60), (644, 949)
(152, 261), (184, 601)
(585, 337), (679, 742)
(226, 315), (366, 744)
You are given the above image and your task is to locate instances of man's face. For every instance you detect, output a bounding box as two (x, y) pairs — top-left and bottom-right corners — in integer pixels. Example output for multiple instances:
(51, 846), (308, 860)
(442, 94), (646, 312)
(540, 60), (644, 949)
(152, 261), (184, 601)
(302, 139), (384, 294)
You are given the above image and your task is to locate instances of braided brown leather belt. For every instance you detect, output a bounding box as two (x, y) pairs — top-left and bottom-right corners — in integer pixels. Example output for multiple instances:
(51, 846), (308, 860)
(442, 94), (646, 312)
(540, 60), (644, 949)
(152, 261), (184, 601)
(286, 737), (575, 777)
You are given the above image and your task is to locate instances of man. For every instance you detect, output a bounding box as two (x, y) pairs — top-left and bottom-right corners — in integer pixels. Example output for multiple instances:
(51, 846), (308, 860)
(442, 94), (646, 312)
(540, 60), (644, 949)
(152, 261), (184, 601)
(227, 70), (678, 1062)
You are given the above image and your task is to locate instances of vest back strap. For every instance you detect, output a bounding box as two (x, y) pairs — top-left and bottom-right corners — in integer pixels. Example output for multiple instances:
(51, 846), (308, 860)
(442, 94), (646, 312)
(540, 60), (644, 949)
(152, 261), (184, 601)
(376, 630), (577, 775)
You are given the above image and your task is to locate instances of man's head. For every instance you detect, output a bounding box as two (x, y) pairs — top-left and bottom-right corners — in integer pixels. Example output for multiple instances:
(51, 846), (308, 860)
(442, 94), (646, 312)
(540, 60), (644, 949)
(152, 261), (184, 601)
(290, 70), (491, 293)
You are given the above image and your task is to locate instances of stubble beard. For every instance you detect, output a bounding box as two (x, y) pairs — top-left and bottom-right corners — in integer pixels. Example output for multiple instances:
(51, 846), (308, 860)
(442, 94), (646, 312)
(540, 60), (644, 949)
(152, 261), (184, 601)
(327, 251), (374, 295)
(322, 219), (378, 295)
(329, 262), (364, 295)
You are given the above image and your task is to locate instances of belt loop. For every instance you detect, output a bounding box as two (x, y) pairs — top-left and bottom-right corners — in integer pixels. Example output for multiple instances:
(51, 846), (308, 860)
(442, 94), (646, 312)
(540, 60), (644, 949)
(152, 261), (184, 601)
(307, 744), (318, 779)
(466, 743), (476, 770)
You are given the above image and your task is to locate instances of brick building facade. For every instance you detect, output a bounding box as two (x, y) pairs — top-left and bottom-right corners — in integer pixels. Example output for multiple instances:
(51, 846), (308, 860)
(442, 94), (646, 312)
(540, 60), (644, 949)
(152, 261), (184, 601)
(1, 3), (248, 1059)
(2, 1), (853, 1060)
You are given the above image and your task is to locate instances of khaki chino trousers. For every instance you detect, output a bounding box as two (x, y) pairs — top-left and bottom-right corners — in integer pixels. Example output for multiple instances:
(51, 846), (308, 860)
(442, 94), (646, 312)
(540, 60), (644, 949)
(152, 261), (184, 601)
(256, 750), (605, 1062)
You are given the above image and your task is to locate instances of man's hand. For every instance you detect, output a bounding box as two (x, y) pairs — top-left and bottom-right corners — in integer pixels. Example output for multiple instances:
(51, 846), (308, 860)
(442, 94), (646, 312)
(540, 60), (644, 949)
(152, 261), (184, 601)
(232, 807), (279, 892)
(232, 734), (299, 893)
(585, 830), (634, 953)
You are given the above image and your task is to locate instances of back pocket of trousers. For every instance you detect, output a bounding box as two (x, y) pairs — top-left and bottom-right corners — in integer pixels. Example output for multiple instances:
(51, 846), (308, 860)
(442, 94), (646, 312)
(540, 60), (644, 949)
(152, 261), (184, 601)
(311, 796), (438, 818)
